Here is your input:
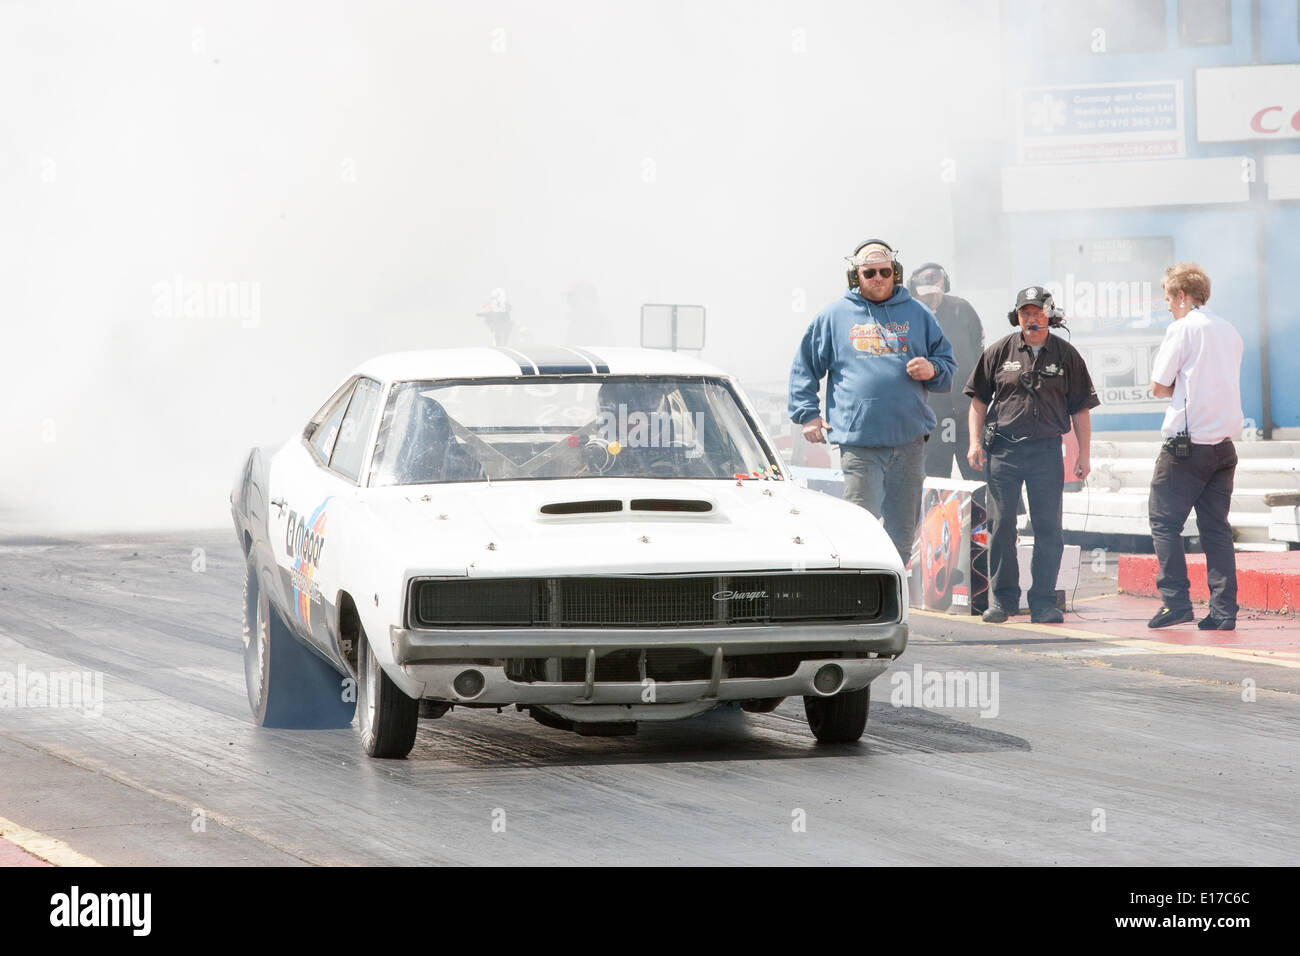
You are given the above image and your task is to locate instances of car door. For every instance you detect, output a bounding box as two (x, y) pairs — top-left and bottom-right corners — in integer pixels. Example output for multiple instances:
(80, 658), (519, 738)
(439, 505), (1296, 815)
(267, 376), (384, 656)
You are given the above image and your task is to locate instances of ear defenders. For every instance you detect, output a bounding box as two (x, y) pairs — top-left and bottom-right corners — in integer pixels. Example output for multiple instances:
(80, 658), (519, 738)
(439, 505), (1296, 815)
(1007, 293), (1067, 327)
(846, 239), (904, 289)
(907, 262), (950, 296)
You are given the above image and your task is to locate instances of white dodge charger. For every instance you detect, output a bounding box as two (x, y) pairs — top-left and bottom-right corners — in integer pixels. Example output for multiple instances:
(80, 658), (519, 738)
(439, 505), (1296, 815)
(230, 346), (909, 758)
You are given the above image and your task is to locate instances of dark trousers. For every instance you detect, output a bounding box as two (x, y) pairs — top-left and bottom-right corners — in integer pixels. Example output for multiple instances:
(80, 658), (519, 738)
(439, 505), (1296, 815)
(1148, 440), (1238, 619)
(925, 403), (980, 480)
(986, 436), (1064, 612)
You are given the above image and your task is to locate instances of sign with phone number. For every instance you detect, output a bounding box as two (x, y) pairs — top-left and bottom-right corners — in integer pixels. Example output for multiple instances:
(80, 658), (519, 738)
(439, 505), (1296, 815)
(1018, 80), (1185, 164)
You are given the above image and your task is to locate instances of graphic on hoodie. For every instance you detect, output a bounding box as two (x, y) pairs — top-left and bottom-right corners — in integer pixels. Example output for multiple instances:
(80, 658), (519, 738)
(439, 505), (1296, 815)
(849, 322), (907, 356)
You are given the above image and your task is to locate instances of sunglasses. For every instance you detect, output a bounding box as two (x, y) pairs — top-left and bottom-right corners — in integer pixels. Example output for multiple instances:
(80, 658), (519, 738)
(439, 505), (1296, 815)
(858, 266), (894, 279)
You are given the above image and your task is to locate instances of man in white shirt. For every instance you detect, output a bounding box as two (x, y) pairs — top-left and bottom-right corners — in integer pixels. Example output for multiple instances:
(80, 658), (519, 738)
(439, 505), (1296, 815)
(1146, 262), (1245, 630)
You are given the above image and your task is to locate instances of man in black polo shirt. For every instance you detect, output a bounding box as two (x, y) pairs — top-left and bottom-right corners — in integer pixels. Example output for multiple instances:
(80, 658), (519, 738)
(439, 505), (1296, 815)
(964, 286), (1099, 624)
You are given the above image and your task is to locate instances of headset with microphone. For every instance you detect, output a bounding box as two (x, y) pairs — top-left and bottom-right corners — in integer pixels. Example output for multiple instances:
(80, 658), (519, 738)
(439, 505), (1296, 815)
(845, 239), (904, 288)
(1007, 288), (1067, 329)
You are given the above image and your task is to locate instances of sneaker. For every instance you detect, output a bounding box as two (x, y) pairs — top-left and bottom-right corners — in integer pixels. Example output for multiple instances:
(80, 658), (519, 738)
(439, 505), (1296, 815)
(1147, 605), (1194, 629)
(1030, 606), (1064, 624)
(982, 605), (1009, 624)
(1198, 614), (1237, 631)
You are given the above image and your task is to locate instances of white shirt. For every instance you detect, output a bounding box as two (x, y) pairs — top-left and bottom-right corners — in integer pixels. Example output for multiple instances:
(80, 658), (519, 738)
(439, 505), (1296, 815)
(1150, 306), (1244, 444)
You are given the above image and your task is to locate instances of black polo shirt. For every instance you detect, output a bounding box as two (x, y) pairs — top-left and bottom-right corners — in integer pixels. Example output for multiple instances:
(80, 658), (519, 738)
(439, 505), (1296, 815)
(963, 331), (1100, 441)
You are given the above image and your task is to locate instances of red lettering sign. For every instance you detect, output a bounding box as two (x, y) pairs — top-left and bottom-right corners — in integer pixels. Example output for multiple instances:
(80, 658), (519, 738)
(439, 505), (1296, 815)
(1249, 105), (1300, 133)
(1251, 106), (1282, 133)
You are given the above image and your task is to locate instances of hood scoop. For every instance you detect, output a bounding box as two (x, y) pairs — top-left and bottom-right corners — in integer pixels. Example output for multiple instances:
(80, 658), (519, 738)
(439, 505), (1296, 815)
(540, 499), (623, 515)
(630, 498), (713, 513)
(538, 498), (714, 516)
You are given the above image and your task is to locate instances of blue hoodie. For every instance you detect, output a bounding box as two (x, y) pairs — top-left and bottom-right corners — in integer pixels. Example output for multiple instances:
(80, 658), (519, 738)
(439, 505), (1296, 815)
(788, 286), (956, 448)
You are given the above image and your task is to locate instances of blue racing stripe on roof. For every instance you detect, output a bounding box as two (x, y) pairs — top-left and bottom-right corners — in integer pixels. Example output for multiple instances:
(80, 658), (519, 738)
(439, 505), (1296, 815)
(567, 346), (610, 373)
(493, 346), (537, 375)
(515, 346), (597, 374)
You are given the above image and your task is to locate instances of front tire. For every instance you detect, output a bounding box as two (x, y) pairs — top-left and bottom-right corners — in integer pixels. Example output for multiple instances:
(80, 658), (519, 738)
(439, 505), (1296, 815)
(804, 685), (870, 743)
(357, 626), (419, 758)
(242, 558), (355, 729)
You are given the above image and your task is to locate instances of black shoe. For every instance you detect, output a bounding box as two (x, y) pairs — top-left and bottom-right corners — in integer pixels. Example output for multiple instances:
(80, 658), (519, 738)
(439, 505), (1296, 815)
(1198, 614), (1236, 631)
(1147, 605), (1194, 629)
(982, 605), (1009, 624)
(1030, 606), (1064, 624)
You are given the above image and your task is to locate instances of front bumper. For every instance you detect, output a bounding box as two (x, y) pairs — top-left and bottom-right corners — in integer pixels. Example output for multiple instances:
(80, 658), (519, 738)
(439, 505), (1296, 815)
(403, 656), (893, 708)
(391, 620), (907, 663)
(389, 621), (907, 709)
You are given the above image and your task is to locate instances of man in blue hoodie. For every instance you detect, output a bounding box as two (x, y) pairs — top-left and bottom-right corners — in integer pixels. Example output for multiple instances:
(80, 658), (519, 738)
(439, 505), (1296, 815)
(789, 240), (957, 563)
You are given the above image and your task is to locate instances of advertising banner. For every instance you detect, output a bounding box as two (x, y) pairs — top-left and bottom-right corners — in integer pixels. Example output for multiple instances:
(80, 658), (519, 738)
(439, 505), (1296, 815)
(1017, 80), (1185, 164)
(1196, 64), (1300, 143)
(1048, 236), (1174, 415)
(908, 478), (988, 615)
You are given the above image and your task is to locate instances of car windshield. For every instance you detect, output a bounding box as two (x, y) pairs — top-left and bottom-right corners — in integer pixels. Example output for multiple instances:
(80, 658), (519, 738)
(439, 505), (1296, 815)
(368, 376), (778, 485)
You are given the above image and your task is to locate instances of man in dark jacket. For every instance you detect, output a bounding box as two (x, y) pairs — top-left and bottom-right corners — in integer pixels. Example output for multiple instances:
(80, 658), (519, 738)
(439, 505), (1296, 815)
(909, 263), (984, 480)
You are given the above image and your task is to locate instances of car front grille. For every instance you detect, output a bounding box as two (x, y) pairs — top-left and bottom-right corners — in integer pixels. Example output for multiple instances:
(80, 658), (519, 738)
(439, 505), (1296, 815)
(409, 573), (889, 629)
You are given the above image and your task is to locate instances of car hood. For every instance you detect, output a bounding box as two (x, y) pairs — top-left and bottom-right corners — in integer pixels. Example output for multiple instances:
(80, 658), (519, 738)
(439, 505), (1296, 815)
(359, 477), (900, 577)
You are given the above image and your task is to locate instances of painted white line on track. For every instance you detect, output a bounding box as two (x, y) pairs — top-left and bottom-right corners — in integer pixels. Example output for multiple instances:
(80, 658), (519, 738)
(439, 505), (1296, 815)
(0, 814), (102, 867)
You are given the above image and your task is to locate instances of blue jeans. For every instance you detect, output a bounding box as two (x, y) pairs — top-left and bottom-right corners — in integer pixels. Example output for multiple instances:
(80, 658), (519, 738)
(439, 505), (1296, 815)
(839, 437), (926, 564)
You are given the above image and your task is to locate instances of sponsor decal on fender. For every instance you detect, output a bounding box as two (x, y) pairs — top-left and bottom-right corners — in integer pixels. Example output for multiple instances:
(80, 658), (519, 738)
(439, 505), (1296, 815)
(285, 498), (331, 628)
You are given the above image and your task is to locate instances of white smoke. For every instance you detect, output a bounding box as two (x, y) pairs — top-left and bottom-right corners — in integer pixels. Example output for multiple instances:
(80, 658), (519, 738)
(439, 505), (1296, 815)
(0, 0), (1002, 532)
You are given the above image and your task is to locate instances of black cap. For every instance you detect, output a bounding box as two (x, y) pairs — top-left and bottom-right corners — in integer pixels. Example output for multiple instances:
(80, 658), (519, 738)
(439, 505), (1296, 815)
(1012, 285), (1052, 312)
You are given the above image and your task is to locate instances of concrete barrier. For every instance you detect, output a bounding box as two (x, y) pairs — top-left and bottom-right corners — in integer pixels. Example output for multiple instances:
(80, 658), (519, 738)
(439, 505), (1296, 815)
(1118, 552), (1300, 612)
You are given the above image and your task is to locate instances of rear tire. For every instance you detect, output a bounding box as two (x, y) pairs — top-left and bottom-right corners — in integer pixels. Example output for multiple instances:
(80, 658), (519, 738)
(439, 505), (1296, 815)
(357, 626), (419, 758)
(242, 558), (355, 729)
(803, 685), (870, 744)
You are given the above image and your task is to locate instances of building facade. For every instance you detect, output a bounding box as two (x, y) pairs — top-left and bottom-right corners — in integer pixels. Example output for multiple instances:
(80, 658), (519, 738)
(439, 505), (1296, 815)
(995, 0), (1300, 436)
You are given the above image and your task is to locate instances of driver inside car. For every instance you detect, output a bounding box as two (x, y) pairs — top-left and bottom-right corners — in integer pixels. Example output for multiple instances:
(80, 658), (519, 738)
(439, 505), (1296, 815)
(594, 380), (696, 476)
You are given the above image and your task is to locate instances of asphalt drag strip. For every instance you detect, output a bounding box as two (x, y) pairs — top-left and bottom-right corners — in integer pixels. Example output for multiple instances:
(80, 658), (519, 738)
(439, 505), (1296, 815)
(0, 532), (1295, 865)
